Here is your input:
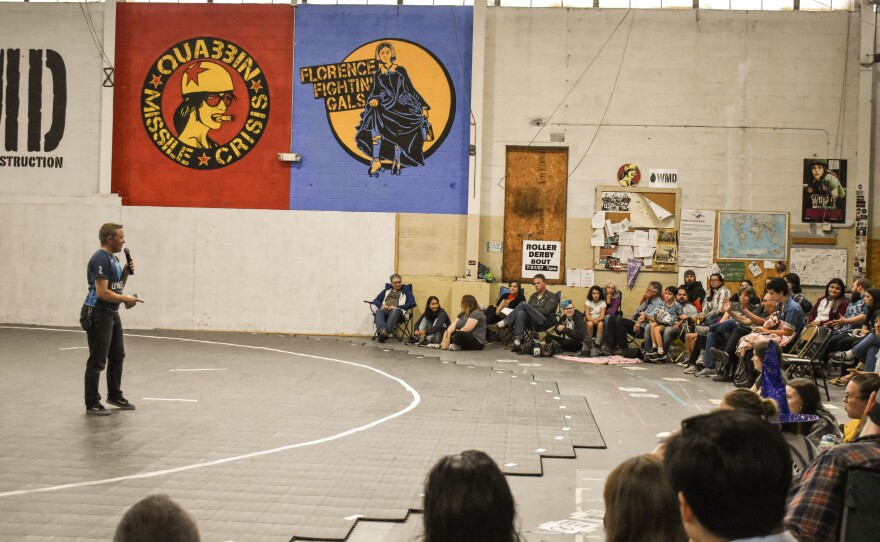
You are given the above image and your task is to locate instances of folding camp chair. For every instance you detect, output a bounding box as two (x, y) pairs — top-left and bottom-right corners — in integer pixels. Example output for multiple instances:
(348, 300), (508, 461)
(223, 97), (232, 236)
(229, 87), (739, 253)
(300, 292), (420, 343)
(784, 326), (832, 401)
(365, 283), (416, 342)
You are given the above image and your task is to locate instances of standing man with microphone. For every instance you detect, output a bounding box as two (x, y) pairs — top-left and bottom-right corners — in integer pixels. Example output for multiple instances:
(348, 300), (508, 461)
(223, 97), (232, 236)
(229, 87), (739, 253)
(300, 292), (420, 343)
(81, 223), (144, 416)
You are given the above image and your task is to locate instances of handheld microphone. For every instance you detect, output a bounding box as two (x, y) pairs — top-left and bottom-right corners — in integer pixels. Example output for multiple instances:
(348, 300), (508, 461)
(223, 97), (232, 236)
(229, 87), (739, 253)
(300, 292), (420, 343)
(124, 248), (134, 275)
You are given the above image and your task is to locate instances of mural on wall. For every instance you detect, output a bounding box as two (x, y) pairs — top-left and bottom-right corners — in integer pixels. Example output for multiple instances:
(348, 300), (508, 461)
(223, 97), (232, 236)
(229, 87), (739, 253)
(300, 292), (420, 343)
(802, 158), (847, 224)
(0, 48), (66, 164)
(292, 6), (472, 214)
(113, 5), (293, 209)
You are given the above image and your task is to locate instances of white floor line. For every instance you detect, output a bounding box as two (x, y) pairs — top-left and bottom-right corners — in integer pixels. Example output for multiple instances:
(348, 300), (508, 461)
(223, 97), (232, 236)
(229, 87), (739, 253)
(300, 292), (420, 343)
(58, 346), (89, 350)
(142, 397), (199, 402)
(169, 368), (227, 372)
(0, 325), (421, 498)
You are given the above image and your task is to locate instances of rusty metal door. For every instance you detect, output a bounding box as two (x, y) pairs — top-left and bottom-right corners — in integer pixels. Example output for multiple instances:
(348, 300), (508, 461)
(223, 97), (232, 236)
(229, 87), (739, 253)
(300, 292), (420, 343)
(503, 146), (568, 284)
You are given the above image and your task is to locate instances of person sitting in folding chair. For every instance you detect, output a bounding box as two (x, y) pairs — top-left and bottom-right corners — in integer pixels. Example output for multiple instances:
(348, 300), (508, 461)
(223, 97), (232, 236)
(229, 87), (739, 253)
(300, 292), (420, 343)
(643, 286), (687, 363)
(369, 274), (416, 342)
(489, 274), (558, 352)
(601, 281), (664, 356)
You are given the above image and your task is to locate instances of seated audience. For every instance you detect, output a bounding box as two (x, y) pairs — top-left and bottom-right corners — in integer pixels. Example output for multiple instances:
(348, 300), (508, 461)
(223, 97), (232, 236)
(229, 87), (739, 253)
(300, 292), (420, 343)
(601, 281), (664, 355)
(682, 269), (706, 311)
(546, 299), (590, 356)
(423, 450), (521, 542)
(807, 278), (848, 326)
(605, 281), (622, 317)
(665, 410), (796, 542)
(644, 286), (685, 363)
(785, 272), (813, 315)
(822, 281), (873, 374)
(696, 273), (731, 328)
(584, 285), (607, 346)
(411, 296), (449, 347)
(603, 454), (686, 542)
(444, 294), (487, 351)
(735, 277), (806, 362)
(114, 494), (200, 542)
(485, 280), (526, 325)
(370, 274), (416, 342)
(785, 386), (880, 542)
(490, 274), (558, 351)
(720, 388), (779, 420)
(707, 287), (766, 382)
(785, 378), (842, 448)
(830, 309), (880, 374)
(826, 288), (880, 380)
(737, 279), (753, 296)
(840, 373), (880, 442)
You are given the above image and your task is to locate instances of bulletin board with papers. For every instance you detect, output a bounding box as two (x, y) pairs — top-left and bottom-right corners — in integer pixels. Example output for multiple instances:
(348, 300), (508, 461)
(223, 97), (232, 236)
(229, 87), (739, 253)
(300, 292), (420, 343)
(592, 187), (681, 273)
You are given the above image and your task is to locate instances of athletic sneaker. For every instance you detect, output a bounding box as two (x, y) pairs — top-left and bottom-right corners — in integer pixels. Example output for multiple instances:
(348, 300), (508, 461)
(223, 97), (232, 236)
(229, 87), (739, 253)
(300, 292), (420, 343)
(829, 351), (852, 363)
(406, 337), (418, 345)
(695, 367), (717, 377)
(695, 326), (710, 336)
(677, 359), (690, 367)
(496, 320), (508, 329)
(651, 354), (670, 364)
(448, 344), (461, 351)
(86, 403), (111, 416)
(713, 374), (733, 383)
(683, 365), (698, 374)
(513, 337), (521, 347)
(107, 396), (136, 410)
(426, 343), (440, 349)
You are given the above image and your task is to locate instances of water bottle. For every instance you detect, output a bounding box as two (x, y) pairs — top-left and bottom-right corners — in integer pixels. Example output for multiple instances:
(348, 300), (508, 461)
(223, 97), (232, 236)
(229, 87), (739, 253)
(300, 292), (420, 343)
(533, 338), (541, 357)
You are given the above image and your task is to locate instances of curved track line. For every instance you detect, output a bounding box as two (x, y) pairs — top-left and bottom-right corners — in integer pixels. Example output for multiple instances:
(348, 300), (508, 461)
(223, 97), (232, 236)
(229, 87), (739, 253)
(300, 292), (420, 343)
(0, 326), (421, 498)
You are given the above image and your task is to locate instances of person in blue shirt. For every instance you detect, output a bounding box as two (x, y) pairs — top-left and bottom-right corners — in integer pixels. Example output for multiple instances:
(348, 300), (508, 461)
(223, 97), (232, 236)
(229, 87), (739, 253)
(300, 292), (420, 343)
(601, 281), (665, 355)
(81, 223), (143, 416)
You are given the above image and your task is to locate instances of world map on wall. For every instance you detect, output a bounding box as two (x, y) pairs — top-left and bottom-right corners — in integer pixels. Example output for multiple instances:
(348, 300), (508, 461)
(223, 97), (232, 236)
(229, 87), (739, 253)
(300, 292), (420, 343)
(717, 212), (788, 260)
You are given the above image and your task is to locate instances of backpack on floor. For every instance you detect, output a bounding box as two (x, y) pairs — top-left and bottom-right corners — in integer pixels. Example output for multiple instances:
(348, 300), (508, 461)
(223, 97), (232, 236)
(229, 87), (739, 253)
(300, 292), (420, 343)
(734, 352), (757, 388)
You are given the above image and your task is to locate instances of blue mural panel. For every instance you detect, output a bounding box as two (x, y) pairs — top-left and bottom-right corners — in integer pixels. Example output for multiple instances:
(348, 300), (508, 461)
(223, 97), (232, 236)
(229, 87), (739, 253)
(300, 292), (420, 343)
(292, 5), (473, 214)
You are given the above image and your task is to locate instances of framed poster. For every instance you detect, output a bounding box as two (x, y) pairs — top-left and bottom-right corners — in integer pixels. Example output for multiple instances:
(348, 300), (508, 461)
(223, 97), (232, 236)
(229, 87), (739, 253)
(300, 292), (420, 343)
(802, 159), (846, 224)
(716, 211), (789, 261)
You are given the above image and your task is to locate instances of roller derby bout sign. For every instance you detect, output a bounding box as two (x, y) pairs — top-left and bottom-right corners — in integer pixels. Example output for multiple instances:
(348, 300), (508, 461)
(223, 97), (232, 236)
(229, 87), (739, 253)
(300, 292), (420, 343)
(522, 240), (561, 280)
(141, 37), (269, 170)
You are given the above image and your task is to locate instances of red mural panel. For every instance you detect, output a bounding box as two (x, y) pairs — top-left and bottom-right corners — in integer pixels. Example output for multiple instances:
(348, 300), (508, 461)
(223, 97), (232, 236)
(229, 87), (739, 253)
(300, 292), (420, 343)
(113, 5), (293, 209)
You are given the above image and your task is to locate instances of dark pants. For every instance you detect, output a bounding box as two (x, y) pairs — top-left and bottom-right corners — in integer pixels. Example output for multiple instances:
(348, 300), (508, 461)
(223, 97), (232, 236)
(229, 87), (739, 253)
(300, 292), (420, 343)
(81, 305), (125, 408)
(717, 326), (751, 377)
(547, 335), (585, 352)
(452, 331), (484, 351)
(606, 316), (638, 348)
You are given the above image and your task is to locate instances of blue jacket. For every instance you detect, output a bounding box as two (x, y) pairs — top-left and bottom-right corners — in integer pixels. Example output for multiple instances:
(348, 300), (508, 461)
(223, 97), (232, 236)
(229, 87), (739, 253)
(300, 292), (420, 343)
(371, 283), (416, 311)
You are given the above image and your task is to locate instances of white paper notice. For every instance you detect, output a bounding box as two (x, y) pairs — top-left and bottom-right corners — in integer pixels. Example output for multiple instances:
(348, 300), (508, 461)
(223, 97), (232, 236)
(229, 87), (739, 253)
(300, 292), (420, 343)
(591, 230), (605, 247)
(566, 268), (581, 287)
(679, 209), (716, 268)
(648, 229), (658, 246)
(764, 260), (775, 269)
(612, 245), (634, 263)
(620, 218), (631, 231)
(617, 231), (636, 246)
(500, 307), (513, 316)
(647, 199), (674, 222)
(605, 220), (614, 238)
(591, 211), (606, 229)
(634, 246), (656, 259)
(582, 268), (595, 288)
(634, 229), (649, 248)
(749, 261), (763, 277)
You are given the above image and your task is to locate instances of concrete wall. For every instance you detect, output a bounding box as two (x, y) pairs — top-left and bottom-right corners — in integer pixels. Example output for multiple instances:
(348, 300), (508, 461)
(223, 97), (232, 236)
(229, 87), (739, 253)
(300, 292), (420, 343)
(479, 9), (863, 295)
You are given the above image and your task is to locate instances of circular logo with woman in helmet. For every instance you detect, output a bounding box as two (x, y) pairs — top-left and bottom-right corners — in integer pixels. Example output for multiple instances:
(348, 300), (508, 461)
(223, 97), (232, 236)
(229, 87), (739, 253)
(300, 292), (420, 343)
(140, 37), (270, 170)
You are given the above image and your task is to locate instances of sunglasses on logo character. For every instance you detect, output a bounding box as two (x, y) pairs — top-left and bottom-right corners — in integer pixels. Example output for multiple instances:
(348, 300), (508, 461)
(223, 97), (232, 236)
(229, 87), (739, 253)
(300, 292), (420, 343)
(204, 93), (235, 107)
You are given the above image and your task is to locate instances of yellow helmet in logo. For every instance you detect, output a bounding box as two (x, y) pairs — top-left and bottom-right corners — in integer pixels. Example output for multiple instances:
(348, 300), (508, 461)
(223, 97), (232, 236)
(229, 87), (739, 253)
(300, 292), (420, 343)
(181, 61), (233, 95)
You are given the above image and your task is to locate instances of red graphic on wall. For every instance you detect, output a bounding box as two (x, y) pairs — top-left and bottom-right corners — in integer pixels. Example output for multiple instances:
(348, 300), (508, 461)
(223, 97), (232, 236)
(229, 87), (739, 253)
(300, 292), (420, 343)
(113, 5), (292, 209)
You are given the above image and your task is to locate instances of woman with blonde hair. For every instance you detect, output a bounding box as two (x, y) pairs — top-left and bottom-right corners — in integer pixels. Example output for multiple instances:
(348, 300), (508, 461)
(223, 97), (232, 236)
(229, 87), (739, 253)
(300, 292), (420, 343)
(603, 454), (686, 542)
(443, 294), (487, 351)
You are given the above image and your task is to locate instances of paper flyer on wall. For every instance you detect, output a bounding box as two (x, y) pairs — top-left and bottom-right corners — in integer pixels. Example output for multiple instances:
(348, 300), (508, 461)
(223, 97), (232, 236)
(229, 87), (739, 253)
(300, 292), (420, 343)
(679, 209), (715, 268)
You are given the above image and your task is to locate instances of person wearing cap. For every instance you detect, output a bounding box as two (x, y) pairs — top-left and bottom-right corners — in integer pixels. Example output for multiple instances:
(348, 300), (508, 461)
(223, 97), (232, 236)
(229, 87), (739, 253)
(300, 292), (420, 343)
(682, 270), (706, 311)
(546, 299), (591, 356)
(174, 61), (236, 149)
(785, 378), (880, 542)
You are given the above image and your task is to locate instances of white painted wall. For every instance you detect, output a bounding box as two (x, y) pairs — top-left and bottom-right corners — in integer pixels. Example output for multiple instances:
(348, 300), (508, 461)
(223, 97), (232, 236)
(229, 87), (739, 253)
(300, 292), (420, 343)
(0, 198), (396, 335)
(0, 4), (104, 196)
(482, 9), (861, 225)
